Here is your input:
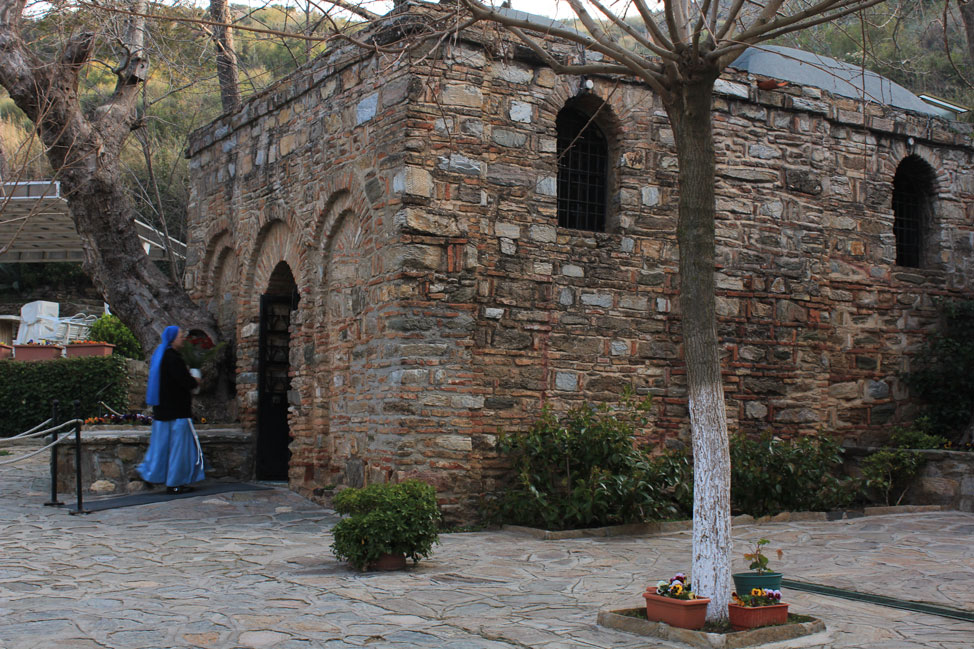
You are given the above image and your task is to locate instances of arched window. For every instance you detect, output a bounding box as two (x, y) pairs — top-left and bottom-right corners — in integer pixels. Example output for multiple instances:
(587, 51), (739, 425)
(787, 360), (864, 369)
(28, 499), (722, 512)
(892, 155), (936, 268)
(557, 103), (608, 232)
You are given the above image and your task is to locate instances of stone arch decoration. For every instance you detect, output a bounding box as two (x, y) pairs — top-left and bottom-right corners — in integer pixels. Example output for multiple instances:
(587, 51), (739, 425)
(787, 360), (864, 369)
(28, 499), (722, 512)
(201, 231), (238, 338)
(537, 79), (626, 232)
(245, 219), (303, 305)
(295, 185), (378, 490)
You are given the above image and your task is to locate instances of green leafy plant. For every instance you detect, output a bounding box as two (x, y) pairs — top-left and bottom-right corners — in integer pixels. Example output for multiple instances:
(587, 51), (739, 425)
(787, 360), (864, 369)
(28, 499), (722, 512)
(330, 480), (441, 571)
(494, 391), (683, 530)
(859, 448), (923, 506)
(733, 588), (784, 607)
(87, 314), (143, 359)
(743, 538), (782, 574)
(889, 417), (947, 450)
(730, 432), (855, 517)
(650, 572), (701, 600)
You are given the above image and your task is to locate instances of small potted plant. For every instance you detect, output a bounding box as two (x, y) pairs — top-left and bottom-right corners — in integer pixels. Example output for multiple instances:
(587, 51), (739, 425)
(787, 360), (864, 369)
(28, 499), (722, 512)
(642, 573), (711, 630)
(732, 538), (783, 593)
(729, 588), (789, 630)
(330, 480), (441, 571)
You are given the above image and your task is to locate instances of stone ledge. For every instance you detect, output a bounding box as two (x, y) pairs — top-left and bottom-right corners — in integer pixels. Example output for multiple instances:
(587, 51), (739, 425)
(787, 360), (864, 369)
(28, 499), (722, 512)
(54, 426), (254, 494)
(502, 505), (943, 539)
(598, 608), (828, 649)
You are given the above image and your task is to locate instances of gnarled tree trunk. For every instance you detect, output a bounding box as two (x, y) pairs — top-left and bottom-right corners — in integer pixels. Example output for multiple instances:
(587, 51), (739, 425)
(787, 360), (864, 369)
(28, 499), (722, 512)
(0, 0), (218, 353)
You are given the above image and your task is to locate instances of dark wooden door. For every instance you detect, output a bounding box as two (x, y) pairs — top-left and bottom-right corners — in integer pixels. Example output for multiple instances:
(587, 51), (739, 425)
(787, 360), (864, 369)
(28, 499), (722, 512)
(257, 293), (294, 480)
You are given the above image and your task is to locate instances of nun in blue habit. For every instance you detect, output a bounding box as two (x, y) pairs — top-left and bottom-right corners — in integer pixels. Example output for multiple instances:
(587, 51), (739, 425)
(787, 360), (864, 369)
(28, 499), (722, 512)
(137, 326), (205, 494)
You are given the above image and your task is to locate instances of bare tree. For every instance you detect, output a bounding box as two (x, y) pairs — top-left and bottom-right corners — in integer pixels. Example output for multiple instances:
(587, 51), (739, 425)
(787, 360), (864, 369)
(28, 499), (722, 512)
(958, 0), (974, 65)
(210, 0), (241, 112)
(0, 0), (218, 351)
(457, 0), (887, 620)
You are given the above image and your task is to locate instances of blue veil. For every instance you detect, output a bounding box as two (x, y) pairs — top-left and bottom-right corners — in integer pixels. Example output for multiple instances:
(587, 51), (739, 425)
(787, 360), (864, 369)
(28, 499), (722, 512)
(145, 326), (180, 406)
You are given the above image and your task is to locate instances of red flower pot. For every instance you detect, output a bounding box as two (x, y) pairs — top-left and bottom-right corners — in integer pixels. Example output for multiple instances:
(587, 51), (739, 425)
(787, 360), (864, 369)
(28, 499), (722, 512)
(367, 553), (407, 571)
(0, 344), (12, 360)
(13, 345), (63, 361)
(728, 602), (789, 631)
(643, 591), (711, 630)
(65, 343), (115, 358)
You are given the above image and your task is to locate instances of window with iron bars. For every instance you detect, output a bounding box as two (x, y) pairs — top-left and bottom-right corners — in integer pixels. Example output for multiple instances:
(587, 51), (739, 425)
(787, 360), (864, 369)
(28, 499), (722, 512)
(893, 156), (935, 268)
(557, 107), (608, 232)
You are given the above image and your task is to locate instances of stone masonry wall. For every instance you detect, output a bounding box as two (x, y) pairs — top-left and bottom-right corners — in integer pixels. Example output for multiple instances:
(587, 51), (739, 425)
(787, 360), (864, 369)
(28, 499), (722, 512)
(185, 15), (974, 519)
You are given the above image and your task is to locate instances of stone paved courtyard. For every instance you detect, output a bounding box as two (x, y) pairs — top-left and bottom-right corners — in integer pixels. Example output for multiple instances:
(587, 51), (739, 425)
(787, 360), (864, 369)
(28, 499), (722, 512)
(0, 445), (972, 649)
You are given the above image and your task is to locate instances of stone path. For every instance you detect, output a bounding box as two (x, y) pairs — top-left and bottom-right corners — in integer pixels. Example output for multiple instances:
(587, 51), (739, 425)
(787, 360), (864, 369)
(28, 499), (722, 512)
(0, 446), (972, 649)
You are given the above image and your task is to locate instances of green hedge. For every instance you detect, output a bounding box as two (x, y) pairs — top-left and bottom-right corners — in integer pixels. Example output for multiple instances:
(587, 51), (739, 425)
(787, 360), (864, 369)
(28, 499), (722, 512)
(0, 355), (129, 436)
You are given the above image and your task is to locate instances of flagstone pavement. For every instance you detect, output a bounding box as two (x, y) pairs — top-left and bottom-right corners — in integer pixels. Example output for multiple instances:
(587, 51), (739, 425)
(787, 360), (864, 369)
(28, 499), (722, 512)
(0, 445), (971, 649)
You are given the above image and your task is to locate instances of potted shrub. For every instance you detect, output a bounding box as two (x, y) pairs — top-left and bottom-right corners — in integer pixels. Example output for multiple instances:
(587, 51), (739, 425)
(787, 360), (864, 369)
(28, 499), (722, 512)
(330, 480), (441, 571)
(642, 572), (711, 630)
(729, 588), (789, 630)
(732, 538), (783, 593)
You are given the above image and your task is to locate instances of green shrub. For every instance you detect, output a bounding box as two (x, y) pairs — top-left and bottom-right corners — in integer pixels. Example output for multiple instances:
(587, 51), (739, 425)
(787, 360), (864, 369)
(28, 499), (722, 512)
(87, 314), (143, 359)
(494, 393), (684, 530)
(330, 480), (441, 571)
(859, 448), (922, 506)
(889, 417), (947, 450)
(730, 433), (855, 517)
(0, 355), (129, 436)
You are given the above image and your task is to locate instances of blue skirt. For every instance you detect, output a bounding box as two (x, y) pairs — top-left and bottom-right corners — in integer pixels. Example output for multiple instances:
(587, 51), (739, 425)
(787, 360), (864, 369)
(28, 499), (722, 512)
(137, 419), (205, 487)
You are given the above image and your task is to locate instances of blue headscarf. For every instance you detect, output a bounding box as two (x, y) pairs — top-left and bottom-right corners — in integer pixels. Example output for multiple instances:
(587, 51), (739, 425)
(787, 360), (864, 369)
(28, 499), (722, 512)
(146, 326), (180, 406)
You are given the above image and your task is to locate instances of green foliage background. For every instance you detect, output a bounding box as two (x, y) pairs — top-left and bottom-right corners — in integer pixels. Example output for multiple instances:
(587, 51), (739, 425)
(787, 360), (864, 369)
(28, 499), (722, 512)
(0, 355), (129, 436)
(906, 300), (974, 441)
(88, 314), (144, 360)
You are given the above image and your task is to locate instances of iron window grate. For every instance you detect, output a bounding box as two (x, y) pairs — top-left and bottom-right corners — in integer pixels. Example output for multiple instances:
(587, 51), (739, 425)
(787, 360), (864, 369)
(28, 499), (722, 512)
(557, 108), (607, 232)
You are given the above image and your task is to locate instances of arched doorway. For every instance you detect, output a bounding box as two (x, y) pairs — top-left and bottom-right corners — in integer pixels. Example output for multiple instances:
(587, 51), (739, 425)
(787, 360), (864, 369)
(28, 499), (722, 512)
(257, 262), (298, 480)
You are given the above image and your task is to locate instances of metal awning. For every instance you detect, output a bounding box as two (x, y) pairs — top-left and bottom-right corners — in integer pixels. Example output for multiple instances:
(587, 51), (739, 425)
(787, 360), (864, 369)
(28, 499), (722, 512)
(0, 180), (186, 263)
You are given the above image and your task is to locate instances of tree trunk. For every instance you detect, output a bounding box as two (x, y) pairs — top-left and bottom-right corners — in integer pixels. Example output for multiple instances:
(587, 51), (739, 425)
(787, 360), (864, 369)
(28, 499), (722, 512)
(0, 0), (218, 354)
(959, 1), (974, 67)
(210, 0), (241, 112)
(665, 75), (732, 623)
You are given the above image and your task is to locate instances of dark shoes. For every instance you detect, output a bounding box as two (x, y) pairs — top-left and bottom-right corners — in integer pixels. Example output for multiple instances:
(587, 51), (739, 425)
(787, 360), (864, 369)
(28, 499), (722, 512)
(166, 485), (195, 495)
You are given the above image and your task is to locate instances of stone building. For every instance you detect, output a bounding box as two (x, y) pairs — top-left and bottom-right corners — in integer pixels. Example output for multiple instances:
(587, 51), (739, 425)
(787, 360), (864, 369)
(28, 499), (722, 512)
(184, 5), (974, 516)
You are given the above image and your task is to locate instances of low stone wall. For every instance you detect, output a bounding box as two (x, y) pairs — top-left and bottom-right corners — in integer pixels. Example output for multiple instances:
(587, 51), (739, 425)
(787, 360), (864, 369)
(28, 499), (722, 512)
(844, 447), (974, 512)
(55, 425), (254, 494)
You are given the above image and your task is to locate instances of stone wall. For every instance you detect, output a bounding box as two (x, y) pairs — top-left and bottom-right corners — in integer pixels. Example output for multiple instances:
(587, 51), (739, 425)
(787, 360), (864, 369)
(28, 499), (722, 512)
(55, 426), (254, 494)
(844, 447), (974, 512)
(185, 13), (974, 518)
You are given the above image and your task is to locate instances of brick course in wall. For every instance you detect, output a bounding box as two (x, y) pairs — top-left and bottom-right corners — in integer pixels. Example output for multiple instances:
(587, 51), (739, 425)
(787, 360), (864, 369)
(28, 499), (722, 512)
(184, 10), (974, 519)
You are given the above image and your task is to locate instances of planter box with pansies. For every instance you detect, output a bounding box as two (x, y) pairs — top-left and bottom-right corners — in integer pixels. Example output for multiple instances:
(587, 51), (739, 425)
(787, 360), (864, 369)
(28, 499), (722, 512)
(14, 344), (63, 361)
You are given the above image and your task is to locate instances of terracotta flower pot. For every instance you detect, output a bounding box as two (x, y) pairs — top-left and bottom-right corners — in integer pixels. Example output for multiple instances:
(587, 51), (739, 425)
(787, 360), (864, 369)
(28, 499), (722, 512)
(732, 571), (782, 594)
(14, 345), (63, 361)
(0, 344), (11, 360)
(65, 343), (115, 358)
(367, 553), (407, 571)
(643, 591), (711, 630)
(728, 602), (789, 631)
